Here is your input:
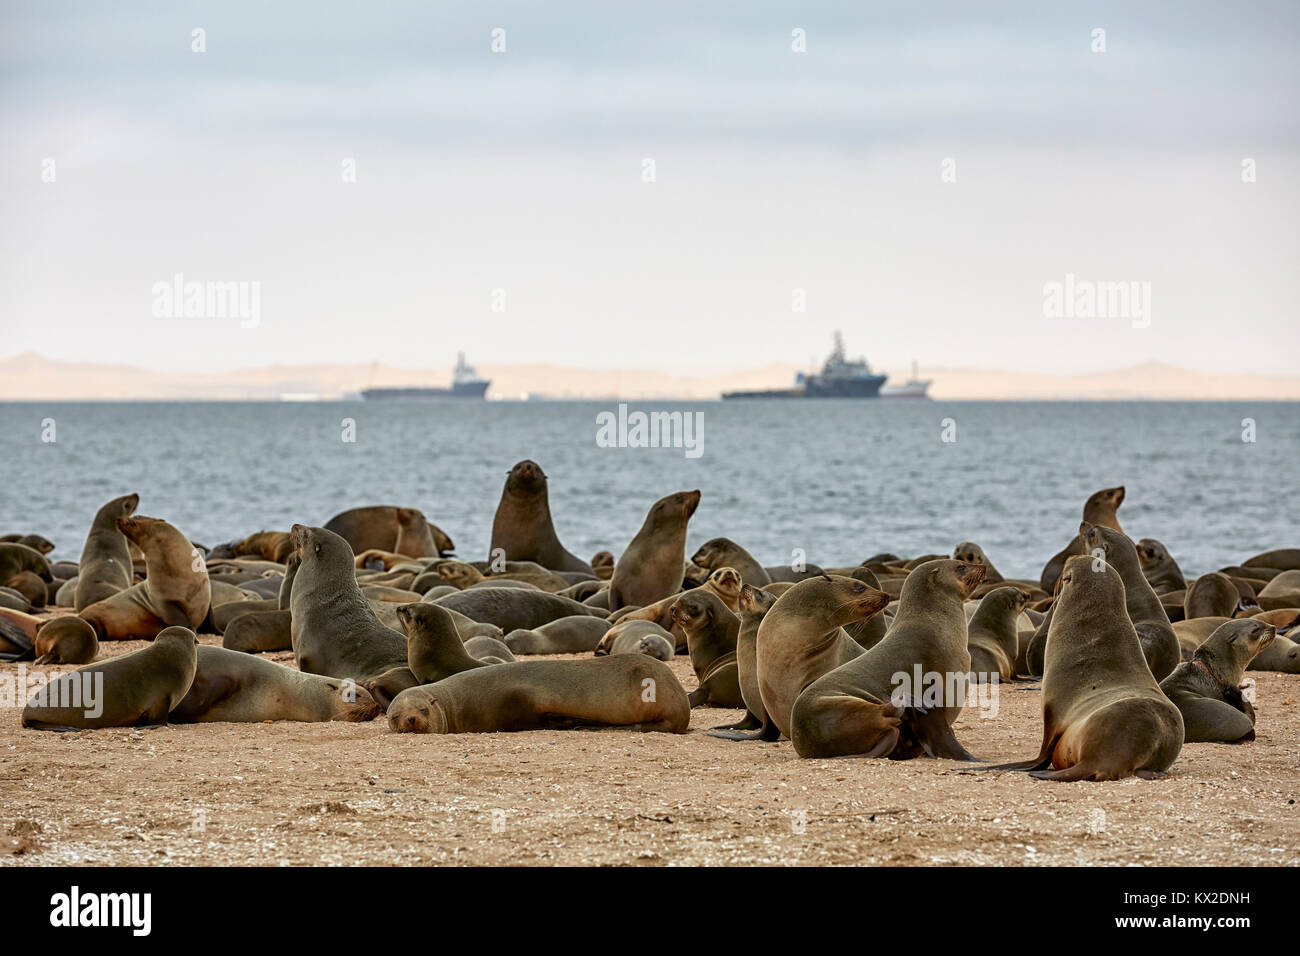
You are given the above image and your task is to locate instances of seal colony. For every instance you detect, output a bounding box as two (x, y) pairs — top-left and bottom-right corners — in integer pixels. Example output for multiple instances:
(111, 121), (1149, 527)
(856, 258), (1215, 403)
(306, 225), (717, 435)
(7, 471), (1299, 786)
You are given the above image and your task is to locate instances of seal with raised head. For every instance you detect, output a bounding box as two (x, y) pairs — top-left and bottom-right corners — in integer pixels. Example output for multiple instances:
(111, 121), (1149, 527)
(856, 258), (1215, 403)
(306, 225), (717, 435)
(172, 645), (380, 723)
(366, 603), (496, 709)
(79, 515), (211, 641)
(790, 560), (985, 760)
(690, 538), (771, 586)
(1137, 538), (1186, 594)
(1159, 618), (1274, 743)
(709, 583), (781, 741)
(489, 460), (592, 573)
(990, 555), (1184, 780)
(22, 626), (198, 731)
(73, 493), (139, 611)
(670, 589), (745, 710)
(953, 542), (1004, 583)
(386, 655), (690, 734)
(1081, 523), (1181, 680)
(755, 574), (889, 740)
(289, 525), (407, 682)
(1039, 485), (1125, 594)
(608, 490), (700, 612)
(967, 586), (1030, 683)
(324, 506), (453, 558)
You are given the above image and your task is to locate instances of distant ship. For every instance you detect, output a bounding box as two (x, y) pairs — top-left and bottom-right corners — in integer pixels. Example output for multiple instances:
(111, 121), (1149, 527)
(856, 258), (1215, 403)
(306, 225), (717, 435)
(880, 361), (932, 399)
(721, 333), (887, 400)
(361, 353), (491, 400)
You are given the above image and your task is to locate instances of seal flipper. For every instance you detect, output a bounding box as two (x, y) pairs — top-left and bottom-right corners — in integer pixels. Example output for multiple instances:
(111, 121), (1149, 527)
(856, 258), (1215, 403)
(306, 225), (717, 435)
(902, 705), (982, 761)
(712, 711), (761, 731)
(708, 714), (779, 742)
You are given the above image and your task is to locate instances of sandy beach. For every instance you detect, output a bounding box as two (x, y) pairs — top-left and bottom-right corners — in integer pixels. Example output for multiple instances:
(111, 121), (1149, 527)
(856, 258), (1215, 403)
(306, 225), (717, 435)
(3, 627), (1296, 868)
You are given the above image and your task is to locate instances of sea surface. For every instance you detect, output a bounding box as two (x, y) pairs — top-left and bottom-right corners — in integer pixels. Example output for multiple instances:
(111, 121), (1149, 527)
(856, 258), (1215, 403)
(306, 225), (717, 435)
(0, 400), (1294, 580)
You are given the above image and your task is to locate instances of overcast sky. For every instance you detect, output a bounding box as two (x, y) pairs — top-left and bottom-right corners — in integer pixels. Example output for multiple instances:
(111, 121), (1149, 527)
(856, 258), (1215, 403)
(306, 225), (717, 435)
(2, 1), (1297, 374)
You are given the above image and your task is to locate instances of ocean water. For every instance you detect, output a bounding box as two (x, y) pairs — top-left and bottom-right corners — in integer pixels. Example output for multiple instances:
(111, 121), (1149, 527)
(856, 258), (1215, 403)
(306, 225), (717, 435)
(0, 400), (1294, 580)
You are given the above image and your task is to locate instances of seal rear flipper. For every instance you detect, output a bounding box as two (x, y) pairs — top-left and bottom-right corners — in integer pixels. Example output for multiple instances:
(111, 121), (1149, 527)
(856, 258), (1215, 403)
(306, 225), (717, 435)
(687, 686), (709, 707)
(707, 714), (779, 742)
(711, 711), (761, 731)
(901, 707), (982, 761)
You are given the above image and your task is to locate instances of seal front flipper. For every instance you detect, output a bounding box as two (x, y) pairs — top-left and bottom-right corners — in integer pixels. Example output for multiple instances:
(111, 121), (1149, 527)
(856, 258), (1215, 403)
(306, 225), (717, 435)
(712, 711), (761, 731)
(901, 705), (982, 761)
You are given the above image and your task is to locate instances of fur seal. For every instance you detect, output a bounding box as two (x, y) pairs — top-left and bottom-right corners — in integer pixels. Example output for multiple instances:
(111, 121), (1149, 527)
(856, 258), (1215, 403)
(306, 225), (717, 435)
(504, 615), (611, 654)
(1039, 485), (1125, 593)
(435, 587), (605, 632)
(1184, 572), (1241, 619)
(594, 619), (675, 661)
(367, 603), (497, 708)
(73, 493), (139, 611)
(1138, 538), (1186, 594)
(608, 490), (700, 611)
(1255, 571), (1300, 610)
(709, 583), (780, 741)
(22, 626), (198, 731)
(172, 645), (380, 722)
(755, 574), (888, 740)
(386, 655), (689, 734)
(1242, 548), (1300, 570)
(990, 555), (1183, 780)
(953, 542), (1004, 583)
(324, 506), (453, 558)
(590, 551), (615, 580)
(670, 589), (745, 709)
(1159, 619), (1274, 743)
(690, 538), (772, 586)
(33, 616), (99, 665)
(463, 634), (517, 663)
(289, 525), (407, 682)
(1080, 523), (1180, 681)
(967, 586), (1029, 683)
(489, 460), (592, 573)
(79, 515), (211, 641)
(790, 560), (985, 760)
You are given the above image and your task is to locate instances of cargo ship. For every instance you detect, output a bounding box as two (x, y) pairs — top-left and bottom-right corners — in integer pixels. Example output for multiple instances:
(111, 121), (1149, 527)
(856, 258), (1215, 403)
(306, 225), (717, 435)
(361, 353), (490, 400)
(721, 333), (887, 400)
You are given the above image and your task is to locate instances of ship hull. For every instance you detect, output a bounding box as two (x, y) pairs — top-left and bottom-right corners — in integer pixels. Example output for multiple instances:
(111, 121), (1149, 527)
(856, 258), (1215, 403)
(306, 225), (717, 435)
(362, 381), (490, 399)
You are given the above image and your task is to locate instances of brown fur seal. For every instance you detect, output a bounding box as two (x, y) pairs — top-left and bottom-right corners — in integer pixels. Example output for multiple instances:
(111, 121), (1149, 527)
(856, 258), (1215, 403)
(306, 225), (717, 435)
(79, 515), (211, 641)
(73, 493), (139, 611)
(489, 460), (592, 573)
(1137, 538), (1186, 594)
(670, 589), (745, 710)
(1039, 485), (1125, 593)
(755, 574), (888, 740)
(33, 616), (99, 665)
(438, 559), (568, 593)
(594, 619), (675, 661)
(172, 645), (380, 723)
(229, 530), (294, 563)
(324, 506), (453, 558)
(1242, 548), (1300, 570)
(1255, 571), (1300, 610)
(0, 544), (52, 607)
(463, 634), (516, 663)
(967, 586), (1029, 683)
(844, 567), (889, 649)
(1080, 523), (1180, 680)
(289, 525), (407, 682)
(386, 655), (690, 734)
(1184, 572), (1240, 619)
(590, 551), (615, 580)
(953, 542), (1004, 583)
(790, 560), (985, 760)
(22, 626), (198, 730)
(990, 555), (1183, 780)
(709, 583), (780, 741)
(608, 490), (700, 611)
(690, 538), (772, 586)
(366, 603), (496, 709)
(504, 615), (611, 654)
(1159, 619), (1274, 743)
(1, 533), (54, 554)
(435, 586), (605, 632)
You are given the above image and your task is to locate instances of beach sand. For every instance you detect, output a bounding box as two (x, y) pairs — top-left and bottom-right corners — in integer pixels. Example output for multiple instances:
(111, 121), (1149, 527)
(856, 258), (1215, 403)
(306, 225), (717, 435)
(2, 622), (1297, 867)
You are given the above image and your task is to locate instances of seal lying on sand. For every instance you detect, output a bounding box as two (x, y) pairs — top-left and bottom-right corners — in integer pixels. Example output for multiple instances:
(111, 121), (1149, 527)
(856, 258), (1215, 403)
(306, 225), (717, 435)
(386, 656), (689, 734)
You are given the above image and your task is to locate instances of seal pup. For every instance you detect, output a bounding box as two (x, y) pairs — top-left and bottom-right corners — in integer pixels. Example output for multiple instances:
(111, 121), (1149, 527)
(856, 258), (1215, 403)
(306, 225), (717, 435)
(989, 556), (1184, 780)
(386, 655), (690, 734)
(172, 645), (380, 723)
(1080, 523), (1180, 680)
(22, 626), (198, 731)
(73, 493), (139, 611)
(1039, 485), (1125, 594)
(755, 574), (888, 740)
(670, 589), (745, 710)
(790, 560), (985, 760)
(594, 619), (676, 661)
(489, 460), (592, 573)
(289, 525), (407, 683)
(691, 538), (772, 586)
(1159, 619), (1274, 743)
(33, 616), (99, 665)
(79, 515), (211, 641)
(967, 586), (1029, 683)
(608, 490), (700, 612)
